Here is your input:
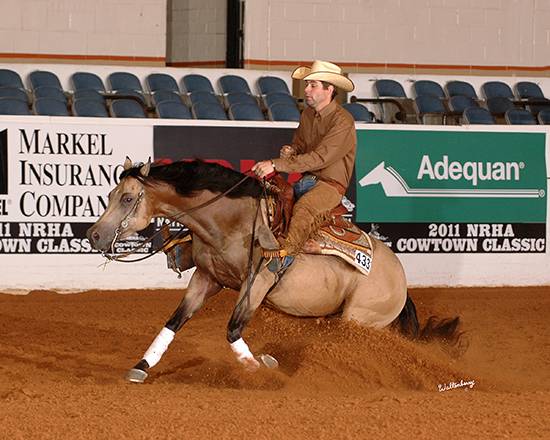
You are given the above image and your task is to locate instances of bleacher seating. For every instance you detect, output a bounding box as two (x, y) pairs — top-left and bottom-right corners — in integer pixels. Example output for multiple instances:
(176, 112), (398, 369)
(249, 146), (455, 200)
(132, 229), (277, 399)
(0, 64), (548, 127)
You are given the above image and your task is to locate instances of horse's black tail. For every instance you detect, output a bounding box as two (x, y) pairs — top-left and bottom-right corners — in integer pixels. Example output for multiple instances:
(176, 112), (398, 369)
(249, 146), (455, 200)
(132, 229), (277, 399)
(394, 293), (462, 345)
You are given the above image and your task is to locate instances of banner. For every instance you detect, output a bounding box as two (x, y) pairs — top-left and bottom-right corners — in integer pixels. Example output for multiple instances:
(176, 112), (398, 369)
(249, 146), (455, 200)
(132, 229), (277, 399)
(355, 130), (547, 253)
(0, 122), (152, 254)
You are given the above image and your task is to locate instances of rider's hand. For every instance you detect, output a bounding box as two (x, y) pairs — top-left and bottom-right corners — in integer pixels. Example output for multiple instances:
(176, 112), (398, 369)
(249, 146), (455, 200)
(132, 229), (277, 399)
(252, 160), (275, 178)
(280, 145), (295, 159)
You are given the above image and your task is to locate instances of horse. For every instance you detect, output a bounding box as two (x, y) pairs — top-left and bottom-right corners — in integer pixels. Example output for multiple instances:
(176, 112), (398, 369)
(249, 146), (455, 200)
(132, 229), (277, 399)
(87, 158), (460, 383)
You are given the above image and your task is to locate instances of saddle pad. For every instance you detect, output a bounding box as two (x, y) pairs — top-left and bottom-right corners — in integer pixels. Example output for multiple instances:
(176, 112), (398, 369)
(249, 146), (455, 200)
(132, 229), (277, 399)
(309, 227), (374, 276)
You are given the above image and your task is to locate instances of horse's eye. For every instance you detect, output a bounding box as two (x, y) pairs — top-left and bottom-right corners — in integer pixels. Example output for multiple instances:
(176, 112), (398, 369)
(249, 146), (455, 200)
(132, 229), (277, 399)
(123, 196), (133, 204)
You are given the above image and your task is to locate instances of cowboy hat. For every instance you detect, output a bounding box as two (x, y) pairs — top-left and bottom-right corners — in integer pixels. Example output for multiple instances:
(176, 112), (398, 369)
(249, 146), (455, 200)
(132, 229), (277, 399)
(291, 60), (354, 92)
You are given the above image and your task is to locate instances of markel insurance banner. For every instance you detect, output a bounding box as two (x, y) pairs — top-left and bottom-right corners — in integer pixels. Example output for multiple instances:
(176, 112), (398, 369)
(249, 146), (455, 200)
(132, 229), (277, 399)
(355, 129), (547, 253)
(0, 121), (159, 291)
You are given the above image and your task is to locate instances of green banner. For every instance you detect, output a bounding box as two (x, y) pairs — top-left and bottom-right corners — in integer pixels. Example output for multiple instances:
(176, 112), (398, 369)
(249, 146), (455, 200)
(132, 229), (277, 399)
(355, 130), (547, 223)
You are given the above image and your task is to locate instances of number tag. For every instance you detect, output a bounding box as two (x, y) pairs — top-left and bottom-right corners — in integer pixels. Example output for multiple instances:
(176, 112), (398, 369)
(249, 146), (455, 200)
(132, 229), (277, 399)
(354, 250), (372, 273)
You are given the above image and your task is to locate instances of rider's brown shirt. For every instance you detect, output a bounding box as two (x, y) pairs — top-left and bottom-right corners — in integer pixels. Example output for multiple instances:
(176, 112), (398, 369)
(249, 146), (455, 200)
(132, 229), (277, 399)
(272, 99), (356, 192)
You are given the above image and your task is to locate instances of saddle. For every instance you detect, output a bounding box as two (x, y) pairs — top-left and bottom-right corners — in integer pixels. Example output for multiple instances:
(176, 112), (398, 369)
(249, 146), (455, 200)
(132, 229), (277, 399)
(263, 175), (374, 276)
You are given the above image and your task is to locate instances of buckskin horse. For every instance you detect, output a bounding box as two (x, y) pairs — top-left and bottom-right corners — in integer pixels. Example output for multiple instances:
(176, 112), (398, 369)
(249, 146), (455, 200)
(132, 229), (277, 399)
(87, 158), (460, 383)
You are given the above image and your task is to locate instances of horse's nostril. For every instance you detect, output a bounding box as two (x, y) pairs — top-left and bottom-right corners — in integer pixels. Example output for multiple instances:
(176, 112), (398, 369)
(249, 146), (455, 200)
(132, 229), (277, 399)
(92, 231), (100, 244)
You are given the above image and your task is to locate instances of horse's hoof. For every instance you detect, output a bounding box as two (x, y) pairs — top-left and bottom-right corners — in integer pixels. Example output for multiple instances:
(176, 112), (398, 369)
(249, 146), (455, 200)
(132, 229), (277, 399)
(259, 354), (279, 369)
(126, 368), (148, 383)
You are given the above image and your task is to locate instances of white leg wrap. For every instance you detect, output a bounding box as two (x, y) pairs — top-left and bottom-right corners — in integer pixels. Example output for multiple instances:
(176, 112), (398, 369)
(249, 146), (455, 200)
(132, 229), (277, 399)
(230, 337), (254, 361)
(143, 327), (175, 368)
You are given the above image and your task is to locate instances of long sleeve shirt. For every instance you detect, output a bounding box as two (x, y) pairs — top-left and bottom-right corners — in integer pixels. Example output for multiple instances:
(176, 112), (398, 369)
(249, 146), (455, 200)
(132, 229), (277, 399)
(272, 99), (356, 192)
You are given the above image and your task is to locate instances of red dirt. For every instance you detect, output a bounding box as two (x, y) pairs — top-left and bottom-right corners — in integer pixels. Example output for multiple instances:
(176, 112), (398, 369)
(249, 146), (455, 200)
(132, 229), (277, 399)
(0, 286), (549, 439)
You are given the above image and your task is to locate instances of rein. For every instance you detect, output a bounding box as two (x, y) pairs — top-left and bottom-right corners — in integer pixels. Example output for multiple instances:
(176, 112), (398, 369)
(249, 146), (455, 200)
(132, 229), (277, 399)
(102, 173), (254, 263)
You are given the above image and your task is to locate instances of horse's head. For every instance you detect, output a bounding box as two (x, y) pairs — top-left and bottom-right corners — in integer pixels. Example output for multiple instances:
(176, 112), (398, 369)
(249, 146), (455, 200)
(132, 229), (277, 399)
(87, 157), (154, 252)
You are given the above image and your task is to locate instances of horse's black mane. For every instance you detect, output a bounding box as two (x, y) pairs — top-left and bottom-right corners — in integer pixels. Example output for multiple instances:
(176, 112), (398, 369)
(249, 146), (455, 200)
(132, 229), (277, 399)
(120, 160), (263, 199)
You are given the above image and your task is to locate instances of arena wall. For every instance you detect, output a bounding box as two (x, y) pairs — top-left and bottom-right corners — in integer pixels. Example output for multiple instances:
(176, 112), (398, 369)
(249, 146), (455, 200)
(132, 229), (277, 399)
(0, 115), (548, 292)
(244, 0), (550, 75)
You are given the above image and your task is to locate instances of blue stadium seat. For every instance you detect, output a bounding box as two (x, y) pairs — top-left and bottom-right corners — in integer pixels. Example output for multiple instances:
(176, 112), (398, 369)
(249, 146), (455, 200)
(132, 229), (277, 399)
(73, 89), (105, 102)
(152, 90), (183, 106)
(342, 103), (374, 122)
(71, 72), (106, 93)
(413, 80), (445, 98)
(156, 101), (192, 119)
(228, 103), (265, 121)
(445, 80), (478, 99)
(0, 98), (31, 115)
(481, 81), (514, 99)
(34, 98), (70, 116)
(224, 92), (259, 108)
(0, 69), (25, 89)
(146, 73), (179, 93)
(219, 74), (252, 95)
(34, 86), (67, 103)
(374, 79), (407, 98)
(504, 108), (537, 125)
(29, 70), (63, 91)
(110, 99), (146, 118)
(258, 76), (291, 95)
(192, 102), (228, 120)
(463, 107), (495, 124)
(414, 95), (447, 124)
(0, 86), (28, 102)
(448, 95), (479, 113)
(486, 97), (515, 117)
(263, 92), (298, 108)
(514, 81), (545, 99)
(373, 79), (416, 123)
(181, 74), (215, 94)
(188, 91), (222, 106)
(72, 99), (109, 117)
(267, 103), (301, 122)
(107, 72), (146, 105)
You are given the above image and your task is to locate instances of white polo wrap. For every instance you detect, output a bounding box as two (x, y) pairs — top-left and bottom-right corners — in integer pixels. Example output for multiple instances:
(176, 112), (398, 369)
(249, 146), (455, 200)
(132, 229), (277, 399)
(143, 327), (175, 368)
(230, 337), (254, 360)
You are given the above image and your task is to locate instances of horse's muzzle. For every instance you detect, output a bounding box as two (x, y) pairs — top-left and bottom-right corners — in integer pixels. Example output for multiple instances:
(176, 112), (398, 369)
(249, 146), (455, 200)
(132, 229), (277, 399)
(86, 225), (110, 252)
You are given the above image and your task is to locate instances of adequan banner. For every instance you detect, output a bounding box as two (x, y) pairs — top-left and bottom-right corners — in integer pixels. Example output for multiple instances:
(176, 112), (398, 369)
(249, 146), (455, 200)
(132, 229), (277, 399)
(355, 130), (547, 253)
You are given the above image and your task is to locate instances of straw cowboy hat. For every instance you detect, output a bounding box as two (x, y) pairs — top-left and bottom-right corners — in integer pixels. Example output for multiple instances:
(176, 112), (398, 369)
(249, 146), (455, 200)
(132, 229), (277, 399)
(291, 60), (354, 92)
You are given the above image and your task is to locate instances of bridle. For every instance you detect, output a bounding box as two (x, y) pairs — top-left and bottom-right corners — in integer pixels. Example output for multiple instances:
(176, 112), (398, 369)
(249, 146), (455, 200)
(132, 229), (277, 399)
(101, 173), (255, 263)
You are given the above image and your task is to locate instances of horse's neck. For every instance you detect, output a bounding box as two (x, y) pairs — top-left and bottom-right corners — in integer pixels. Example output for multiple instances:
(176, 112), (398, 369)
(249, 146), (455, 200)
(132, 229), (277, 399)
(155, 188), (258, 249)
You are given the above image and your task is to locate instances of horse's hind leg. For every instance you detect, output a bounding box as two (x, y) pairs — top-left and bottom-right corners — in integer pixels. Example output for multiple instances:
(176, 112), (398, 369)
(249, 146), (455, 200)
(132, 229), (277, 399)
(127, 269), (220, 383)
(342, 240), (407, 328)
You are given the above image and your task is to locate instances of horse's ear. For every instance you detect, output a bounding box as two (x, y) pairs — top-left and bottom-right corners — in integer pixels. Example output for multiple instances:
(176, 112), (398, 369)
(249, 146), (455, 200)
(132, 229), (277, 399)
(139, 157), (151, 177)
(124, 157), (133, 171)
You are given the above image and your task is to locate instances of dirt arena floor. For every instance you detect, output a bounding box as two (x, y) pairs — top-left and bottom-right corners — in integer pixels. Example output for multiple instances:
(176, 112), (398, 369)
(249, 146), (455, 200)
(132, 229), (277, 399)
(0, 286), (549, 440)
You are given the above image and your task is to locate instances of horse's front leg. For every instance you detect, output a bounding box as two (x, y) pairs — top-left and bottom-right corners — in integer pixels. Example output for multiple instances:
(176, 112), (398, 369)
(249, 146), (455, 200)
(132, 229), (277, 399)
(127, 269), (220, 383)
(227, 268), (276, 370)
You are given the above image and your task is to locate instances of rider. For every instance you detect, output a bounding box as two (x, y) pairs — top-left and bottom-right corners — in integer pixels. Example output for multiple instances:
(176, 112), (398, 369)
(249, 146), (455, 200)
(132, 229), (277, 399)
(252, 60), (357, 266)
